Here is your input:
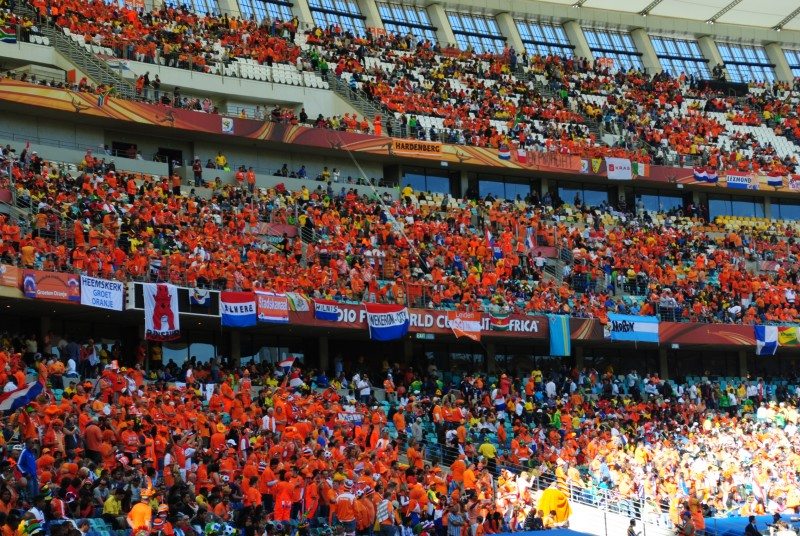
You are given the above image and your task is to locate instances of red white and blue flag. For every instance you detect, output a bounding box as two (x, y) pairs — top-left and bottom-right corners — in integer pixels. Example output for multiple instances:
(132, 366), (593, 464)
(279, 355), (296, 369)
(364, 303), (409, 341)
(314, 299), (341, 322)
(220, 291), (257, 328)
(693, 167), (707, 182)
(767, 173), (784, 188)
(498, 143), (511, 160)
(0, 380), (43, 413)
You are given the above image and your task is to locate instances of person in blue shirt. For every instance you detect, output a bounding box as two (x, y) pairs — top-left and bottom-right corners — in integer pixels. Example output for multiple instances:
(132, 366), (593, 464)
(18, 438), (38, 500)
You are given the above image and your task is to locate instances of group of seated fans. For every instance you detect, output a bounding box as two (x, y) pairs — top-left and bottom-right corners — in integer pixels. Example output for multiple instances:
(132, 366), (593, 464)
(3, 141), (800, 324)
(0, 327), (798, 536)
(12, 0), (800, 172)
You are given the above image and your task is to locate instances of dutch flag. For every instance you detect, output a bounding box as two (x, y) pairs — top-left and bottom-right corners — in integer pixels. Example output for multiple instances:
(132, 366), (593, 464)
(498, 144), (511, 160)
(693, 167), (707, 182)
(767, 173), (784, 187)
(279, 355), (296, 369)
(0, 380), (44, 414)
(706, 169), (719, 183)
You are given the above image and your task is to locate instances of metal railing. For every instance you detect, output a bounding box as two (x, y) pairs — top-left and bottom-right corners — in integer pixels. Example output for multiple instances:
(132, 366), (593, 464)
(413, 437), (677, 536)
(14, 1), (137, 98)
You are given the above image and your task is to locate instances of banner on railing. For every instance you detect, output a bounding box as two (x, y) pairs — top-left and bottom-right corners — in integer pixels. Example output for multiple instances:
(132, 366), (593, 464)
(220, 291), (257, 328)
(391, 140), (442, 156)
(143, 283), (181, 341)
(605, 157), (632, 180)
(447, 311), (482, 342)
(726, 173), (758, 190)
(22, 270), (80, 303)
(604, 313), (659, 343)
(0, 264), (21, 288)
(364, 303), (409, 341)
(255, 291), (289, 324)
(778, 326), (800, 347)
(80, 276), (124, 311)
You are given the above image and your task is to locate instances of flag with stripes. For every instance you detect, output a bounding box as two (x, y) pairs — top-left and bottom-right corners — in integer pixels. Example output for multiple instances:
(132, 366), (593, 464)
(0, 380), (43, 413)
(0, 27), (17, 44)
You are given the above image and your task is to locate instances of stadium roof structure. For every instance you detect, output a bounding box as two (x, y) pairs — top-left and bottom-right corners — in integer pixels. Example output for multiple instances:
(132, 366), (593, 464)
(532, 0), (800, 32)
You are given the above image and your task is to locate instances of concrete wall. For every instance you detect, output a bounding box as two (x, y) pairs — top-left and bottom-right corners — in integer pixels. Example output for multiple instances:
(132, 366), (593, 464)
(0, 134), (169, 177)
(177, 166), (397, 200)
(0, 108), (387, 187)
(189, 140), (386, 182)
(119, 60), (359, 119)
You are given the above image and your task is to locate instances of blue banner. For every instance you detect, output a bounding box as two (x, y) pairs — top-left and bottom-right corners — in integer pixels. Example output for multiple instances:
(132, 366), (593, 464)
(605, 314), (659, 343)
(548, 315), (571, 357)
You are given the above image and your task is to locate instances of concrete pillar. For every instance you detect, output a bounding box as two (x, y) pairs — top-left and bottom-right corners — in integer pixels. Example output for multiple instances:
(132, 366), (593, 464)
(292, 0), (315, 31)
(403, 339), (413, 365)
(230, 330), (241, 368)
(697, 36), (724, 77)
(426, 4), (456, 48)
(659, 347), (669, 380)
(562, 20), (592, 63)
(486, 341), (497, 373)
(765, 42), (793, 83)
(356, 0), (383, 31)
(764, 197), (772, 219)
(495, 12), (524, 54)
(630, 28), (660, 75)
(692, 190), (701, 206)
(318, 336), (330, 373)
(738, 349), (748, 377)
(540, 178), (549, 196)
(459, 170), (469, 198)
(574, 345), (584, 370)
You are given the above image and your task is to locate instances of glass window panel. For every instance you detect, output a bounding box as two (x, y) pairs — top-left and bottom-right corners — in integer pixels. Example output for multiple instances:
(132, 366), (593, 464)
(506, 181), (531, 201)
(403, 173), (427, 192)
(479, 180), (505, 199)
(583, 188), (608, 207)
(776, 201), (800, 220)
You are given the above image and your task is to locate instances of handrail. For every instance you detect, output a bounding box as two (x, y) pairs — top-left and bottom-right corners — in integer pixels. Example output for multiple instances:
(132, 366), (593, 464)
(414, 437), (674, 531)
(14, 0), (137, 98)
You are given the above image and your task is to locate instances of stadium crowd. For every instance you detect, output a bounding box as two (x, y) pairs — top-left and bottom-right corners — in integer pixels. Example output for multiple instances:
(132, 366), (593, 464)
(2, 4), (800, 536)
(3, 141), (800, 324)
(14, 0), (800, 172)
(0, 326), (797, 536)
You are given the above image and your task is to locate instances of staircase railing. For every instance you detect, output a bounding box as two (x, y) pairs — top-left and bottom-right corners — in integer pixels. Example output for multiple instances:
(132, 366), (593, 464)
(13, 2), (137, 99)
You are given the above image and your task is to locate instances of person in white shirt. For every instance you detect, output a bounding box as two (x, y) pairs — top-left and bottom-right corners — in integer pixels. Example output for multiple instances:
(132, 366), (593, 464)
(357, 375), (371, 404)
(545, 379), (557, 399)
(262, 408), (276, 433)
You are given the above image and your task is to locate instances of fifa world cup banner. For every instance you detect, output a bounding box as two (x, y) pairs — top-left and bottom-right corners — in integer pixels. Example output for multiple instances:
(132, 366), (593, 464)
(143, 283), (181, 341)
(22, 270), (80, 302)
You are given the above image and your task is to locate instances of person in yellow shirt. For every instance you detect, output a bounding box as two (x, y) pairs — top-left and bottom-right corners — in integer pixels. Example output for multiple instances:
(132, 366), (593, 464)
(214, 151), (228, 170)
(103, 487), (126, 529)
(478, 441), (497, 473)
